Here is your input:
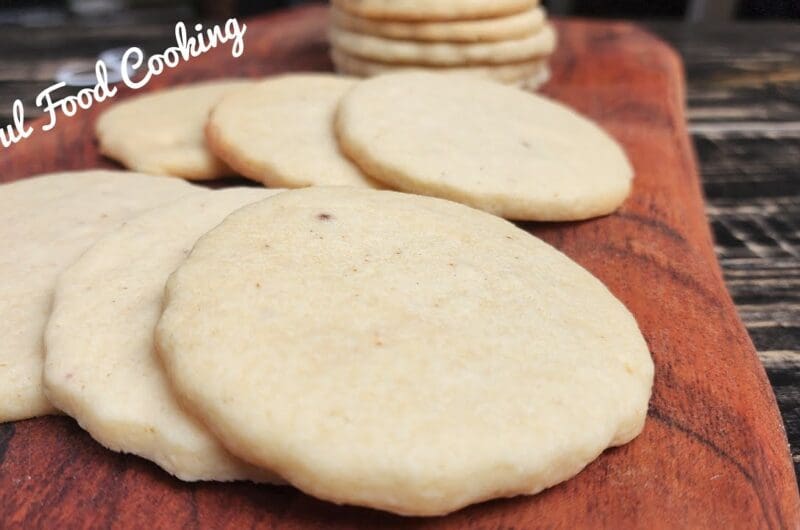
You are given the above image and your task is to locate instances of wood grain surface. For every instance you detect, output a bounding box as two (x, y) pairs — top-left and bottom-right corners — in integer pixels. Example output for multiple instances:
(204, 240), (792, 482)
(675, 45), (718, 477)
(649, 21), (800, 483)
(0, 6), (798, 528)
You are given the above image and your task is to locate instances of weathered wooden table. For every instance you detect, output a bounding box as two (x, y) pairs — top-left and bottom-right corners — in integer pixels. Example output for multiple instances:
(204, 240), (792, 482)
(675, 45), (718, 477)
(0, 4), (798, 486)
(650, 21), (800, 481)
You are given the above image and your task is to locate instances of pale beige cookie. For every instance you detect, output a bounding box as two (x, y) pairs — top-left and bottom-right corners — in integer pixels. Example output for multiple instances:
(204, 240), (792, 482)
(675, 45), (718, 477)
(336, 72), (633, 221)
(96, 80), (252, 180)
(0, 171), (196, 422)
(44, 188), (286, 482)
(207, 74), (379, 189)
(331, 6), (546, 42)
(330, 48), (550, 88)
(329, 24), (556, 66)
(156, 187), (653, 516)
(518, 63), (551, 90)
(332, 0), (537, 21)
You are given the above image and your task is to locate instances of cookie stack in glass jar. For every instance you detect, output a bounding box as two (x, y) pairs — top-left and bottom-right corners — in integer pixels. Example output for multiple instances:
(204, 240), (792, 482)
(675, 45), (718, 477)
(328, 0), (556, 89)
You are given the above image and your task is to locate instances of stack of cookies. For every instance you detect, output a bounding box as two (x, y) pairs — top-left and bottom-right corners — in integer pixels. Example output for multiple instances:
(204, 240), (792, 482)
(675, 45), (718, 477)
(328, 0), (556, 88)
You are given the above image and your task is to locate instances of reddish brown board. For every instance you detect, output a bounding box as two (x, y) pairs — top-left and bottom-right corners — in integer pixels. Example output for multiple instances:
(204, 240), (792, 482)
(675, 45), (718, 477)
(1, 6), (798, 529)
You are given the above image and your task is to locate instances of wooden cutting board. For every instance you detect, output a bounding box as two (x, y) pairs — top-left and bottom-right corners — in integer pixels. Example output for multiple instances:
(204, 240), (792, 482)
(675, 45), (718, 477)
(1, 6), (798, 529)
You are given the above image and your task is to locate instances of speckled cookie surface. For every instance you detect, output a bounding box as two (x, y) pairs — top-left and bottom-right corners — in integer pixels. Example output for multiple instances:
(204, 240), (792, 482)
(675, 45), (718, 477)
(0, 171), (195, 423)
(96, 80), (252, 180)
(329, 24), (556, 66)
(207, 74), (379, 189)
(331, 6), (546, 42)
(330, 48), (550, 87)
(44, 188), (284, 482)
(332, 0), (537, 21)
(156, 187), (653, 516)
(336, 72), (633, 221)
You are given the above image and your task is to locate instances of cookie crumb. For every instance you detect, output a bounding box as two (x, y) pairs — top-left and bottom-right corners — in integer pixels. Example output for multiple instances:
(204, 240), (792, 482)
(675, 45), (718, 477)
(317, 213), (334, 221)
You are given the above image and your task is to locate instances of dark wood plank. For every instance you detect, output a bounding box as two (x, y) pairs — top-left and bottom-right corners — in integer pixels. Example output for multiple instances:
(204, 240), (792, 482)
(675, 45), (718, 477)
(650, 22), (800, 479)
(0, 7), (798, 528)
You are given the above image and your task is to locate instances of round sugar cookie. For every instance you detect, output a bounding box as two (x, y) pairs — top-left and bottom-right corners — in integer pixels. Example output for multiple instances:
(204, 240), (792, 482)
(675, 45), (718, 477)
(330, 48), (550, 88)
(44, 188), (285, 482)
(336, 72), (633, 221)
(332, 0), (537, 21)
(331, 6), (546, 42)
(329, 24), (556, 66)
(207, 74), (380, 189)
(96, 80), (252, 180)
(0, 171), (196, 422)
(156, 187), (654, 516)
